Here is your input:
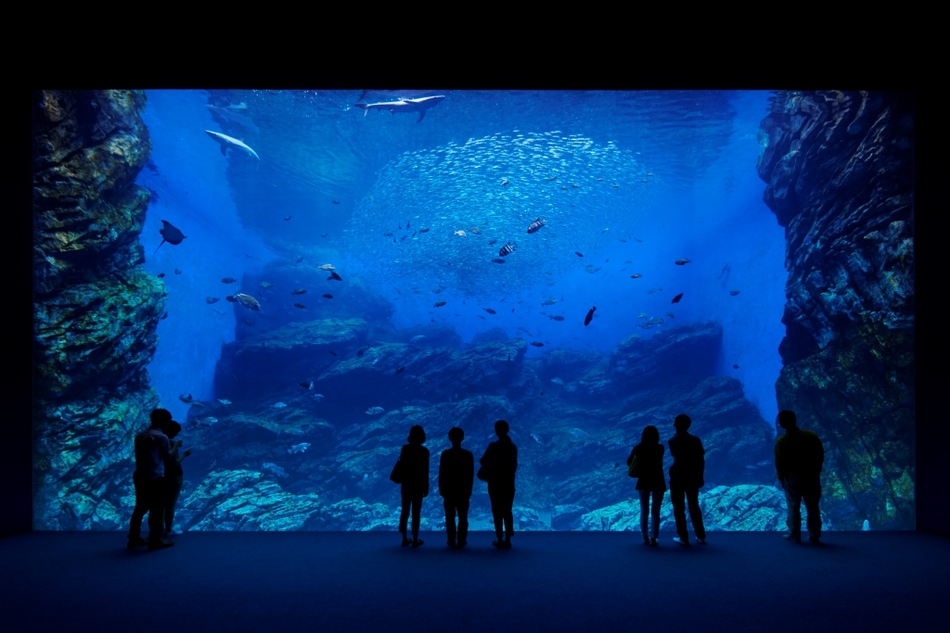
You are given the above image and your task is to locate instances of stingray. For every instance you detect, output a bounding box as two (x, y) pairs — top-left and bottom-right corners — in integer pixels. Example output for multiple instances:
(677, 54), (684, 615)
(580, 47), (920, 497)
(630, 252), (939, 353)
(154, 220), (186, 256)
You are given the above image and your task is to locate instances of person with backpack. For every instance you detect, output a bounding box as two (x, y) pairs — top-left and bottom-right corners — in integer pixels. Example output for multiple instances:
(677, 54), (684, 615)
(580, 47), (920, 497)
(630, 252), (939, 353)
(627, 425), (666, 547)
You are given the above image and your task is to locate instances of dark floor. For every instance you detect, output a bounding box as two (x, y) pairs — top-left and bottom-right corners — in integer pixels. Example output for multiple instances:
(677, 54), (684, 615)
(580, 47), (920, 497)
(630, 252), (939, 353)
(2, 531), (947, 632)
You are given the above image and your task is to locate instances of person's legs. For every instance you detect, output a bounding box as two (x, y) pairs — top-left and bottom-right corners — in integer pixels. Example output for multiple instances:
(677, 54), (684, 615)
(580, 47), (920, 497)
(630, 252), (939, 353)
(128, 476), (148, 542)
(145, 479), (166, 544)
(802, 478), (822, 542)
(164, 479), (183, 535)
(457, 498), (470, 546)
(783, 478), (803, 540)
(638, 489), (650, 543)
(444, 498), (457, 546)
(399, 490), (411, 543)
(489, 487), (503, 542)
(503, 489), (515, 542)
(686, 487), (705, 541)
(410, 494), (422, 541)
(651, 490), (663, 540)
(670, 486), (688, 542)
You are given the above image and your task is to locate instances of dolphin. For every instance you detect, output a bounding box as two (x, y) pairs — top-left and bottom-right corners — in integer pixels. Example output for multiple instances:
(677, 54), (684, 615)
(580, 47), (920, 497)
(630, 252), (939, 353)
(205, 130), (260, 162)
(354, 95), (446, 122)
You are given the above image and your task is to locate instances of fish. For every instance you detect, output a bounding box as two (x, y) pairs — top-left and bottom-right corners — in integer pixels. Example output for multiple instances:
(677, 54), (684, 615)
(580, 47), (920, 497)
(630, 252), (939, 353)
(672, 293), (684, 304)
(575, 251), (584, 257)
(395, 366), (406, 375)
(321, 233), (328, 238)
(491, 258), (506, 264)
(178, 393), (194, 404)
(365, 406), (385, 416)
(234, 293), (261, 311)
(483, 308), (497, 315)
(332, 200), (340, 205)
(630, 274), (642, 279)
(299, 381), (314, 390)
(160, 312), (168, 320)
(294, 303), (306, 309)
(153, 220), (187, 256)
(551, 377), (565, 385)
(499, 242), (517, 257)
(541, 297), (558, 306)
(530, 341), (544, 347)
(487, 239), (497, 246)
(454, 230), (467, 237)
(327, 271), (343, 282)
(262, 462), (288, 479)
(217, 399), (231, 405)
(549, 315), (565, 321)
(157, 273), (165, 278)
(260, 282), (273, 289)
(287, 442), (310, 455)
(294, 256), (304, 263)
(291, 288), (307, 295)
(317, 264), (336, 271)
(205, 130), (261, 162)
(675, 259), (691, 265)
(271, 402), (288, 409)
(357, 346), (370, 356)
(174, 268), (182, 275)
(354, 95), (446, 122)
(584, 306), (597, 326)
(733, 364), (740, 369)
(205, 297), (220, 304)
(667, 312), (675, 318)
(322, 294), (333, 299)
(225, 295), (237, 303)
(434, 301), (447, 307)
(730, 290), (741, 296)
(283, 216), (292, 221)
(312, 393), (325, 402)
(418, 227), (430, 233)
(328, 350), (337, 356)
(221, 277), (237, 284)
(526, 217), (546, 233)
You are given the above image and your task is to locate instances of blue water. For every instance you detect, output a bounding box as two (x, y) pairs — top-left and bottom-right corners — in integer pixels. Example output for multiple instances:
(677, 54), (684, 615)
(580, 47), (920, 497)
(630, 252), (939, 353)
(136, 89), (784, 426)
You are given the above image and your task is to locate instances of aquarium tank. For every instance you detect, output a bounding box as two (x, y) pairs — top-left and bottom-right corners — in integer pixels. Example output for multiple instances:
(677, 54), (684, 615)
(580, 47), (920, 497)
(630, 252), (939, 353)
(31, 89), (914, 533)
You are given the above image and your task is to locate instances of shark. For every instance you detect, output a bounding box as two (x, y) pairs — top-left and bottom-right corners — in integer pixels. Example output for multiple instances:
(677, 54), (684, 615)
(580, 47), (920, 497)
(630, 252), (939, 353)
(354, 95), (446, 122)
(205, 130), (260, 162)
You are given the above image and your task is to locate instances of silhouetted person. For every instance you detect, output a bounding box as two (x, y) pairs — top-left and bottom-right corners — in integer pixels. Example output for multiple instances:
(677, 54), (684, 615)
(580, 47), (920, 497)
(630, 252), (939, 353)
(162, 420), (192, 539)
(775, 410), (825, 544)
(128, 408), (175, 551)
(439, 427), (474, 549)
(398, 425), (429, 548)
(668, 414), (706, 546)
(628, 425), (666, 547)
(480, 419), (518, 549)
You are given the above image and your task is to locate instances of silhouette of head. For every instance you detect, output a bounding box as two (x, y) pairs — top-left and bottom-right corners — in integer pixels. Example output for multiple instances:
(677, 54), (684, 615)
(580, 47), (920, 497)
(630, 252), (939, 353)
(641, 425), (660, 444)
(166, 420), (182, 439)
(494, 419), (509, 437)
(673, 414), (692, 432)
(408, 425), (426, 445)
(777, 410), (798, 431)
(448, 427), (464, 445)
(150, 408), (173, 431)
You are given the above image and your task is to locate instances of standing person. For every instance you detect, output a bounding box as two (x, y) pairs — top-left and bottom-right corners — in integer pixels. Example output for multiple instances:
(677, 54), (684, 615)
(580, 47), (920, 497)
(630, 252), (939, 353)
(627, 425), (666, 547)
(398, 425), (429, 548)
(774, 410), (825, 544)
(127, 408), (175, 551)
(480, 420), (518, 549)
(162, 420), (192, 540)
(668, 414), (706, 547)
(438, 427), (474, 549)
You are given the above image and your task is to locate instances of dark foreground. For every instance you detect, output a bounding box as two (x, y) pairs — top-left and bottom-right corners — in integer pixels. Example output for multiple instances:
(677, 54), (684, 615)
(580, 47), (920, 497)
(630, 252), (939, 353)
(2, 531), (947, 632)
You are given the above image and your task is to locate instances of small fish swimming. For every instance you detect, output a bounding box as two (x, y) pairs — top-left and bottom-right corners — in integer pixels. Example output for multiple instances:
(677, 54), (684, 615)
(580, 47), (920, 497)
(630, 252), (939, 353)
(205, 297), (220, 304)
(491, 258), (506, 264)
(730, 290), (741, 296)
(551, 377), (564, 385)
(541, 297), (558, 306)
(322, 294), (333, 299)
(499, 242), (517, 257)
(454, 230), (467, 237)
(395, 366), (406, 375)
(221, 277), (237, 284)
(526, 217), (546, 234)
(549, 315), (565, 321)
(501, 178), (509, 186)
(317, 264), (336, 271)
(291, 288), (307, 295)
(287, 442), (310, 455)
(575, 251), (584, 257)
(365, 406), (385, 416)
(483, 308), (497, 314)
(294, 256), (304, 263)
(328, 350), (337, 356)
(675, 259), (691, 266)
(283, 216), (292, 221)
(434, 301), (447, 307)
(294, 303), (306, 309)
(157, 272), (165, 279)
(584, 306), (597, 326)
(327, 271), (343, 281)
(174, 268), (182, 275)
(530, 341), (544, 347)
(299, 381), (314, 390)
(312, 393), (325, 402)
(271, 402), (288, 409)
(217, 399), (231, 405)
(178, 393), (194, 404)
(672, 293), (684, 304)
(630, 274), (642, 279)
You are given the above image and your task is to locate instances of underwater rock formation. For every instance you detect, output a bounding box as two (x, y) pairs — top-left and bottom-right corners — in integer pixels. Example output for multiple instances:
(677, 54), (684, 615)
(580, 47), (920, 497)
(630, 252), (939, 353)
(32, 90), (160, 528)
(758, 91), (914, 529)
